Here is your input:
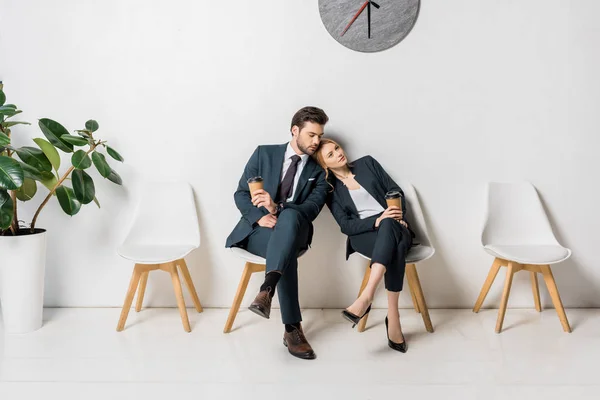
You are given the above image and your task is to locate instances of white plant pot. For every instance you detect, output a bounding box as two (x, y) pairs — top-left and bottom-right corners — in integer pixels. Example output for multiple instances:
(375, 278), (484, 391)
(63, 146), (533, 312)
(0, 229), (47, 334)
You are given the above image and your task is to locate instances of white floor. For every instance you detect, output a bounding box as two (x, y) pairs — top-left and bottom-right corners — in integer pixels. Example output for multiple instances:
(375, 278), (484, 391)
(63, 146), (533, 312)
(1, 308), (599, 400)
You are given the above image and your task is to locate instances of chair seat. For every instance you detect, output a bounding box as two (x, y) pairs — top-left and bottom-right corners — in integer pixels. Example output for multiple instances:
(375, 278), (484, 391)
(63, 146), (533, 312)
(483, 244), (571, 265)
(356, 244), (435, 264)
(407, 245), (435, 263)
(229, 247), (267, 264)
(229, 246), (308, 265)
(118, 244), (197, 264)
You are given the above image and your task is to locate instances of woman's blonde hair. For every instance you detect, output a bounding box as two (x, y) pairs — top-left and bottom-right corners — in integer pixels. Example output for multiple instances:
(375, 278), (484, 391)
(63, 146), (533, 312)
(313, 138), (347, 191)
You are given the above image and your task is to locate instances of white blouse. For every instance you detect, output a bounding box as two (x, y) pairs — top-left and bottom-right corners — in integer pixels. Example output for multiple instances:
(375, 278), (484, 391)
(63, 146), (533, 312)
(348, 186), (385, 219)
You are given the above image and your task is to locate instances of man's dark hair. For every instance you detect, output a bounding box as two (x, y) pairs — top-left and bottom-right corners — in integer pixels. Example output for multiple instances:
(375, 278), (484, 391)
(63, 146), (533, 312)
(290, 106), (329, 133)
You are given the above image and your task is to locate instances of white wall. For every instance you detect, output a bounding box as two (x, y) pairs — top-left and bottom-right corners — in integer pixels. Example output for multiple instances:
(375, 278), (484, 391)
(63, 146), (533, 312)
(1, 0), (598, 310)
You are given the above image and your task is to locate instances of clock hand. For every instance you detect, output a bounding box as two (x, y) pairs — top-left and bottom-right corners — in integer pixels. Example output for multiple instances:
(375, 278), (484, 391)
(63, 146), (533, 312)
(341, 0), (369, 37)
(368, 1), (371, 38)
(371, 1), (380, 8)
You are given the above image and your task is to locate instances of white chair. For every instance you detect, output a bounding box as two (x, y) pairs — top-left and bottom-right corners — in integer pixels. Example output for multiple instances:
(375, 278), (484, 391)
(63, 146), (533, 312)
(223, 247), (307, 333)
(354, 182), (435, 333)
(473, 182), (572, 333)
(116, 182), (203, 332)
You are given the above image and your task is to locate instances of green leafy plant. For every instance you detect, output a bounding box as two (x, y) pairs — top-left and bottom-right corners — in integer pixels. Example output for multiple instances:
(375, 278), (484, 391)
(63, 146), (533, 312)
(0, 88), (124, 235)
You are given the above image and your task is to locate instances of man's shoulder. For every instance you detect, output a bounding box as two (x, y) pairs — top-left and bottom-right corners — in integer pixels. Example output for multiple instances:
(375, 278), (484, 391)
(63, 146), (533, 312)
(251, 143), (286, 156)
(257, 143), (287, 151)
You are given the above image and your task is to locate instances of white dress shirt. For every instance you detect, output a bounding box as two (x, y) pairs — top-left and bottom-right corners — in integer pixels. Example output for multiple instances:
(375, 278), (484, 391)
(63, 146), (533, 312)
(280, 142), (309, 202)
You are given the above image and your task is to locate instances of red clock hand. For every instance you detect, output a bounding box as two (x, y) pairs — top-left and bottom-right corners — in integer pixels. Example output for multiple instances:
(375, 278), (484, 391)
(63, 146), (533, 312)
(341, 1), (369, 37)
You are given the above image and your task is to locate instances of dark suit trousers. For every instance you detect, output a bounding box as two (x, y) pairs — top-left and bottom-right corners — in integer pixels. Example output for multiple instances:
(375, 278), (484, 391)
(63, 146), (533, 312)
(238, 209), (310, 324)
(349, 218), (412, 292)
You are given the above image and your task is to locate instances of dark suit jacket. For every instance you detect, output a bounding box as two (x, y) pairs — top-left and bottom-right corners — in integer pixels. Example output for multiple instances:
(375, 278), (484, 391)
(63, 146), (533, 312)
(326, 155), (412, 259)
(225, 143), (329, 248)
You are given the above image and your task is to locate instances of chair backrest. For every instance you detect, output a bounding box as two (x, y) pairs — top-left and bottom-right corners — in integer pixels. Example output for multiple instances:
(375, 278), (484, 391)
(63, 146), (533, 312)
(482, 182), (559, 246)
(401, 182), (433, 248)
(122, 181), (200, 248)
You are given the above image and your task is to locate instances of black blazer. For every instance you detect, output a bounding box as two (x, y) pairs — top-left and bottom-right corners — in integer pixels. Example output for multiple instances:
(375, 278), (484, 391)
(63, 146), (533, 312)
(225, 143), (329, 248)
(326, 155), (412, 259)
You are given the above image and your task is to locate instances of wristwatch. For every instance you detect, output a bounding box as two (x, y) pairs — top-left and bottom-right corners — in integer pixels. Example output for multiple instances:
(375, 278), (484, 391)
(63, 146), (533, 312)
(274, 202), (285, 216)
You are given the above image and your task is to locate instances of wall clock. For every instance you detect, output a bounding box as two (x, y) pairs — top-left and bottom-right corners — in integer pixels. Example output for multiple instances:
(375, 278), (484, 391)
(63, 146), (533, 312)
(318, 0), (420, 53)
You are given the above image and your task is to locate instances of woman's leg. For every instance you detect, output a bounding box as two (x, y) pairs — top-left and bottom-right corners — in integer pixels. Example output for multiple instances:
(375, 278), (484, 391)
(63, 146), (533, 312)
(346, 262), (385, 316)
(346, 218), (401, 316)
(387, 290), (404, 343)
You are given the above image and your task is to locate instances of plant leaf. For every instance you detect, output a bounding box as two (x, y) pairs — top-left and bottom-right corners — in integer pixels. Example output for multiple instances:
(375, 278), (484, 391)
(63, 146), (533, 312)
(92, 152), (111, 178)
(0, 104), (16, 110)
(72, 169), (95, 204)
(85, 120), (99, 132)
(76, 130), (91, 138)
(0, 188), (14, 229)
(0, 108), (21, 118)
(0, 90), (5, 107)
(15, 178), (37, 201)
(55, 185), (81, 216)
(93, 196), (101, 208)
(15, 146), (52, 172)
(60, 135), (89, 146)
(2, 121), (30, 128)
(0, 155), (24, 190)
(33, 138), (61, 171)
(38, 118), (74, 153)
(0, 131), (9, 146)
(106, 146), (124, 162)
(107, 169), (123, 185)
(18, 161), (52, 181)
(71, 150), (92, 169)
(40, 173), (58, 191)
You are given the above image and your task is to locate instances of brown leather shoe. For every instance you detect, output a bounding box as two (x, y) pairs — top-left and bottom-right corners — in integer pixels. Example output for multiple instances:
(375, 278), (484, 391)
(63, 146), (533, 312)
(283, 325), (316, 360)
(248, 288), (272, 319)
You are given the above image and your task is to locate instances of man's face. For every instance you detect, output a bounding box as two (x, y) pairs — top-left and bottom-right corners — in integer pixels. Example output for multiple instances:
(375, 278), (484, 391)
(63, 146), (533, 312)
(292, 121), (324, 156)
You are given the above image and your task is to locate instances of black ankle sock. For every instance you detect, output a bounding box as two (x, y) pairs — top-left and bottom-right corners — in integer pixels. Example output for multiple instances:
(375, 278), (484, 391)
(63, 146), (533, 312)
(285, 322), (301, 333)
(259, 271), (281, 297)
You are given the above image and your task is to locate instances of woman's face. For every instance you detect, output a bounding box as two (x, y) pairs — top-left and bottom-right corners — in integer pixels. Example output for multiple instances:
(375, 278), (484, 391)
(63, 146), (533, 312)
(320, 142), (347, 169)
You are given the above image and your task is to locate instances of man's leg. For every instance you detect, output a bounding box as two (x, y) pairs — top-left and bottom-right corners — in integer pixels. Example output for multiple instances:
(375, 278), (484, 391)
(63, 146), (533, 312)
(273, 209), (313, 360)
(247, 209), (309, 319)
(243, 227), (272, 259)
(265, 209), (310, 324)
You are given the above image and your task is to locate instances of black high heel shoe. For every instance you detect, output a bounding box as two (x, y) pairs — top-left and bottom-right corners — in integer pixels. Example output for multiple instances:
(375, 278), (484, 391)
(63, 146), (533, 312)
(385, 316), (407, 353)
(341, 304), (372, 328)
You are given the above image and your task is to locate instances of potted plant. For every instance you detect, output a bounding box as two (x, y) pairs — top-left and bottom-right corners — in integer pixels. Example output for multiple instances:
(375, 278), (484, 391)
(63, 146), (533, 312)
(0, 84), (124, 333)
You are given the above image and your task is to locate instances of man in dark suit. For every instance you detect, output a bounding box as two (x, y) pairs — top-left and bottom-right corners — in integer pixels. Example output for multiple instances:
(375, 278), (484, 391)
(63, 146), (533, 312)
(225, 106), (329, 360)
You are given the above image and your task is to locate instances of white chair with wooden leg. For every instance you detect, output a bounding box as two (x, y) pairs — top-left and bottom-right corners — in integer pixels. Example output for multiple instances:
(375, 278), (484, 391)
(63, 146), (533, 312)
(116, 182), (203, 333)
(354, 182), (435, 334)
(473, 182), (572, 333)
(223, 247), (307, 333)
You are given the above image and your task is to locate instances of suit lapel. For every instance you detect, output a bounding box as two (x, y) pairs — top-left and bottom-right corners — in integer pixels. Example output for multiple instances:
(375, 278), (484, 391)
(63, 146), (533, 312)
(267, 144), (287, 200)
(352, 160), (387, 209)
(335, 177), (358, 215)
(292, 158), (317, 203)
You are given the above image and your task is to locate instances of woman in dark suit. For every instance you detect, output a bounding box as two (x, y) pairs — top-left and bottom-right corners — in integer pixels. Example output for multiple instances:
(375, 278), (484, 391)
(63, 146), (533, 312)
(315, 139), (412, 352)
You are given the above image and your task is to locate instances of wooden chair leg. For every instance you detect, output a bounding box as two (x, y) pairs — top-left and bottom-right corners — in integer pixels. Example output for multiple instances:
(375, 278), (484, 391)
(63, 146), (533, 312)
(168, 262), (191, 333)
(406, 263), (434, 333)
(135, 271), (149, 312)
(540, 265), (572, 333)
(117, 264), (143, 331)
(473, 258), (502, 312)
(356, 262), (372, 333)
(495, 262), (516, 333)
(178, 258), (203, 313)
(407, 275), (421, 313)
(224, 262), (262, 333)
(530, 271), (542, 312)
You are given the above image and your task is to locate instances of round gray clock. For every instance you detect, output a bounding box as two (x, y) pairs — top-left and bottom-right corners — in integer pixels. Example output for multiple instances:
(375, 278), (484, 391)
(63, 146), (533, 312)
(318, 0), (420, 53)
